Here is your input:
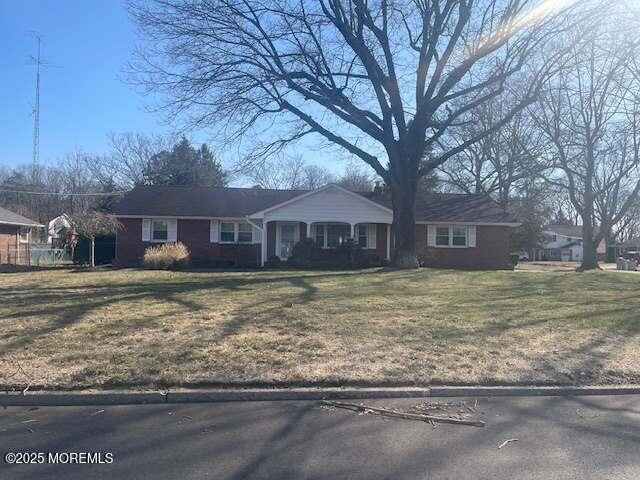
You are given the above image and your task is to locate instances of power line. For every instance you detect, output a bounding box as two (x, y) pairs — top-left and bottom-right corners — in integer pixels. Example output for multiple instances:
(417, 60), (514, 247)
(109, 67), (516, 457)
(0, 187), (126, 197)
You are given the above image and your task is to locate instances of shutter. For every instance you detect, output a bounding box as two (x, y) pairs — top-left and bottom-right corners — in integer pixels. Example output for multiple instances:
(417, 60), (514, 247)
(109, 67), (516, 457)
(167, 219), (178, 242)
(253, 222), (262, 244)
(468, 225), (476, 247)
(142, 219), (151, 241)
(210, 220), (219, 243)
(367, 224), (377, 249)
(427, 225), (436, 247)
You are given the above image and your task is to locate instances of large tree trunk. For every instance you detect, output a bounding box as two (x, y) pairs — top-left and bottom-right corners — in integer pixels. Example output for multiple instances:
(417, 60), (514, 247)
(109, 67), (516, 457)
(581, 226), (598, 270)
(580, 181), (598, 270)
(580, 148), (598, 271)
(390, 176), (419, 269)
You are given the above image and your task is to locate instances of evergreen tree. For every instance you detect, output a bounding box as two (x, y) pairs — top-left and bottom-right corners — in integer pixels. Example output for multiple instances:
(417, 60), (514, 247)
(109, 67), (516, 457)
(143, 137), (227, 187)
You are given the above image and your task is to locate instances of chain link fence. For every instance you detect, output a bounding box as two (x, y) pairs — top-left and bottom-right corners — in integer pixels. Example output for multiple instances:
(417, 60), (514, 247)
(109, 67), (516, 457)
(1, 244), (66, 267)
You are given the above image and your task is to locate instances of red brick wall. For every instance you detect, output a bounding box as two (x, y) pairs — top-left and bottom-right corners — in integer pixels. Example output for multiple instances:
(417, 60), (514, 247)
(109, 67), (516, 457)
(116, 218), (513, 269)
(416, 224), (514, 270)
(115, 218), (260, 267)
(266, 221), (276, 258)
(374, 223), (388, 260)
(0, 224), (18, 264)
(0, 225), (32, 264)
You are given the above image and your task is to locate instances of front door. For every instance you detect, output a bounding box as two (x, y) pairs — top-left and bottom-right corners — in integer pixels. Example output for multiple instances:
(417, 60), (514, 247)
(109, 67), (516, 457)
(278, 223), (297, 259)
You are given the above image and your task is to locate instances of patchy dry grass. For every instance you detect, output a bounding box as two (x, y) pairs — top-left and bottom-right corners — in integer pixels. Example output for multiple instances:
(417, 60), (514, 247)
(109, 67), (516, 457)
(1, 267), (639, 390)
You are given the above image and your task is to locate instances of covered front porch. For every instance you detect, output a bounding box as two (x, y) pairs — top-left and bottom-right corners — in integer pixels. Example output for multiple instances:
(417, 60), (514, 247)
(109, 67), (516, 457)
(248, 184), (394, 266)
(259, 221), (391, 265)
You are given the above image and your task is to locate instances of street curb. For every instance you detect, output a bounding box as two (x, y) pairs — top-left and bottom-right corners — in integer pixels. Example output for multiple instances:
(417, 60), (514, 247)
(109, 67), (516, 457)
(2, 385), (640, 407)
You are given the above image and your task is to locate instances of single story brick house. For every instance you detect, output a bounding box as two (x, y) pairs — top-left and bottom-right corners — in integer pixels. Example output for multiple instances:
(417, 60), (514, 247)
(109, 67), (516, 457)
(0, 206), (43, 265)
(112, 184), (519, 269)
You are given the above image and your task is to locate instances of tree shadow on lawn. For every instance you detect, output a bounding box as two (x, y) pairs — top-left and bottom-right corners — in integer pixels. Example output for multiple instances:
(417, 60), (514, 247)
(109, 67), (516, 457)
(2, 267), (639, 388)
(0, 270), (368, 355)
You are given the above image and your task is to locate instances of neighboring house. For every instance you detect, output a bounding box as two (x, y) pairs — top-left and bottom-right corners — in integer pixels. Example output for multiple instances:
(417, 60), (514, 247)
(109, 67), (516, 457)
(0, 206), (43, 264)
(535, 224), (606, 262)
(112, 184), (520, 269)
(619, 237), (640, 255)
(47, 213), (72, 246)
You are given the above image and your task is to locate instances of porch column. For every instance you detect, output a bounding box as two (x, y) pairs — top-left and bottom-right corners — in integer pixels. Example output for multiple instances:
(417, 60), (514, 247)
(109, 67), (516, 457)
(386, 224), (391, 260)
(351, 223), (356, 239)
(261, 221), (268, 266)
(306, 222), (311, 239)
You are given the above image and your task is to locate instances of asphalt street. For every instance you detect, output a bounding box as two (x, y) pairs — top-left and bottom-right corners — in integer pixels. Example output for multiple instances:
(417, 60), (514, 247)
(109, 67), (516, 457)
(1, 394), (639, 479)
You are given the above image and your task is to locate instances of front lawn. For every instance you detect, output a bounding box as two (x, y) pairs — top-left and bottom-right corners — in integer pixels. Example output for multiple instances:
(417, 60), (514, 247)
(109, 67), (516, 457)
(1, 267), (639, 390)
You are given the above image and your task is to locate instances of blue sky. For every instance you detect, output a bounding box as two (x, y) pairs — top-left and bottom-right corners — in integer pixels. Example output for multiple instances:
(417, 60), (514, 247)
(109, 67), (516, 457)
(1, 1), (172, 167)
(0, 1), (362, 181)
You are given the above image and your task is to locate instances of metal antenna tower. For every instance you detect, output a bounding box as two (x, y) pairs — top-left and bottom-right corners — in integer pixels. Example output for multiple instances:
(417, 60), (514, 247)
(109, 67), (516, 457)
(29, 35), (43, 177)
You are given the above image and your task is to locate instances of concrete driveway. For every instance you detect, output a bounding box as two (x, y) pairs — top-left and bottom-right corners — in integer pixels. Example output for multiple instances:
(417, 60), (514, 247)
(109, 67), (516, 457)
(1, 395), (639, 479)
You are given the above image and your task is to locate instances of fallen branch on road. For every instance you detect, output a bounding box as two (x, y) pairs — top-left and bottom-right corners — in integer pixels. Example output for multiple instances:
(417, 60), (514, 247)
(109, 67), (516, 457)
(320, 400), (485, 427)
(498, 438), (518, 449)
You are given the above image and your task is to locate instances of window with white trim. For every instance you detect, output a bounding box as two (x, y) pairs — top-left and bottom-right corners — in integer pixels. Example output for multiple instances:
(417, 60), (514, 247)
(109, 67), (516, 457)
(357, 225), (368, 248)
(237, 222), (253, 243)
(452, 226), (467, 246)
(220, 222), (236, 243)
(312, 223), (351, 248)
(151, 220), (168, 241)
(435, 226), (450, 246)
(434, 226), (468, 247)
(218, 221), (254, 243)
(327, 224), (350, 248)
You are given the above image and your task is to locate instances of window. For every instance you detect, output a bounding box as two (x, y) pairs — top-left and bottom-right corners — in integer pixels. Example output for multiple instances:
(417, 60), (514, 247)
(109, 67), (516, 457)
(152, 220), (168, 241)
(433, 226), (469, 247)
(238, 222), (253, 243)
(220, 222), (235, 242)
(357, 225), (368, 248)
(313, 223), (351, 248)
(314, 224), (325, 247)
(436, 227), (450, 246)
(327, 224), (350, 248)
(452, 226), (467, 246)
(18, 227), (29, 243)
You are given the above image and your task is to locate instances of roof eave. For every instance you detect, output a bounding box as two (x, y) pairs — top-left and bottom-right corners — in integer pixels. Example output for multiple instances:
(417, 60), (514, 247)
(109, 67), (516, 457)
(0, 220), (45, 228)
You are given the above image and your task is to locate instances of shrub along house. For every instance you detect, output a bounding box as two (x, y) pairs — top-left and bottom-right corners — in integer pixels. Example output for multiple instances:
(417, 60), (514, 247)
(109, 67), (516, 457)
(0, 206), (43, 265)
(113, 184), (519, 269)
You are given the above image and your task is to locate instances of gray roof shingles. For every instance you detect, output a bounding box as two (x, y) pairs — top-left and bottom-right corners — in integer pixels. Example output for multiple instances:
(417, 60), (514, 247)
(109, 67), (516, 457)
(113, 185), (517, 224)
(0, 206), (41, 226)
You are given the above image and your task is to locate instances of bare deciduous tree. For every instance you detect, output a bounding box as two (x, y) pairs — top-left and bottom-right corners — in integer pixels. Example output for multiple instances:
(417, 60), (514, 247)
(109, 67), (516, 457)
(69, 211), (122, 268)
(438, 93), (542, 207)
(128, 0), (579, 267)
(336, 163), (378, 192)
(594, 123), (640, 261)
(532, 17), (640, 269)
(249, 155), (335, 190)
(106, 132), (175, 188)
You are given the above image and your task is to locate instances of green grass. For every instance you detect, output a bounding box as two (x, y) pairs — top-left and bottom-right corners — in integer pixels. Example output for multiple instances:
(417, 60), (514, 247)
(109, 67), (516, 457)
(1, 266), (639, 390)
